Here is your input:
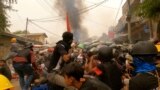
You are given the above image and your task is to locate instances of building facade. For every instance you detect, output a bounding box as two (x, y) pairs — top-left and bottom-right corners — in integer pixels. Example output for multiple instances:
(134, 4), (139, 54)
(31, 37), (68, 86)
(18, 33), (47, 44)
(0, 32), (43, 58)
(114, 0), (150, 43)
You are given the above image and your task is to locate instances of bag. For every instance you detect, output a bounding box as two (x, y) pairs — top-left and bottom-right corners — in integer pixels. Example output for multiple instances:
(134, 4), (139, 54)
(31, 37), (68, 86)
(13, 49), (30, 63)
(31, 84), (48, 90)
(13, 56), (27, 63)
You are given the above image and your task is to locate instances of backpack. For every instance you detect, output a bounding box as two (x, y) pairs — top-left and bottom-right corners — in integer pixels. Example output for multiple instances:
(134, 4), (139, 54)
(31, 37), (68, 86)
(31, 84), (48, 90)
(13, 49), (30, 63)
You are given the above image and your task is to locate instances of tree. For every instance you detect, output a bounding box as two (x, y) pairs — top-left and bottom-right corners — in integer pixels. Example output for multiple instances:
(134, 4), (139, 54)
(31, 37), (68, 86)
(136, 0), (160, 20)
(0, 0), (17, 32)
(135, 0), (160, 40)
(13, 30), (30, 34)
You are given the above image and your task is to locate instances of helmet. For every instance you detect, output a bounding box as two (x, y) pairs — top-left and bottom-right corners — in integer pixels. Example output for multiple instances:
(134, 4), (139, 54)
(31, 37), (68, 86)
(0, 75), (14, 90)
(97, 46), (113, 62)
(11, 38), (16, 43)
(131, 41), (158, 56)
(155, 44), (160, 56)
(155, 44), (160, 52)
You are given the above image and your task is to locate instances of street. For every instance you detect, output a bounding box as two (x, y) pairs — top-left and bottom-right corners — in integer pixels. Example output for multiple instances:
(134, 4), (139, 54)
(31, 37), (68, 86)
(11, 79), (21, 90)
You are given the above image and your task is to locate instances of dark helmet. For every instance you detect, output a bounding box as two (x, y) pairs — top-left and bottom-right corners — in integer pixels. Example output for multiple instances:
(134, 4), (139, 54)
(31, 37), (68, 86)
(131, 41), (158, 56)
(97, 46), (113, 62)
(86, 47), (98, 58)
(25, 42), (33, 48)
(62, 31), (73, 42)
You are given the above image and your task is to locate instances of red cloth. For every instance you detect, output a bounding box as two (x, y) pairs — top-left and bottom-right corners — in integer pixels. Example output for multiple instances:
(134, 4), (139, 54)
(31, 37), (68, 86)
(66, 13), (71, 32)
(30, 51), (36, 63)
(13, 57), (27, 63)
(92, 67), (102, 76)
(30, 51), (38, 70)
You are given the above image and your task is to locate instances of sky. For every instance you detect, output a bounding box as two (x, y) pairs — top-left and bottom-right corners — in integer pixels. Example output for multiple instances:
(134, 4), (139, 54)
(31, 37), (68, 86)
(8, 0), (126, 44)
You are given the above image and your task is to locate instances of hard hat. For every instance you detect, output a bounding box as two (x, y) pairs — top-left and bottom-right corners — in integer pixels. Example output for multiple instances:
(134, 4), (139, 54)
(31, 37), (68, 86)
(155, 45), (160, 52)
(11, 38), (17, 43)
(0, 74), (14, 90)
(131, 41), (158, 56)
(97, 46), (113, 62)
(155, 44), (160, 56)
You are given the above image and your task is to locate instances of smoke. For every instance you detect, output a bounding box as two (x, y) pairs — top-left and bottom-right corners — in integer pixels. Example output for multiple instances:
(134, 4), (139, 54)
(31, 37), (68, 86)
(55, 0), (88, 42)
(79, 27), (89, 42)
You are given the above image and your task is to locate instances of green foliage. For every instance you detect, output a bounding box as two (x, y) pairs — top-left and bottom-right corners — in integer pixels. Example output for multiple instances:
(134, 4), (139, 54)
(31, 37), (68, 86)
(13, 30), (30, 34)
(0, 0), (17, 32)
(135, 0), (160, 20)
(0, 0), (7, 32)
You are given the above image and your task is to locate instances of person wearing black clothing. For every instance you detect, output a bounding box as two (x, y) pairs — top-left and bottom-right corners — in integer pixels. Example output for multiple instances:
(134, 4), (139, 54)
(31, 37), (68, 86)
(47, 32), (74, 90)
(96, 46), (123, 90)
(129, 41), (159, 90)
(48, 31), (73, 72)
(62, 62), (111, 90)
(79, 78), (111, 90)
(0, 59), (12, 80)
(129, 73), (159, 90)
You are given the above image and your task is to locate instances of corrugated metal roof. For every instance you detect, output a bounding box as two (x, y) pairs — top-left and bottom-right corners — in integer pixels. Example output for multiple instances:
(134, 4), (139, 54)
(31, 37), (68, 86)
(1, 32), (43, 45)
(17, 33), (47, 38)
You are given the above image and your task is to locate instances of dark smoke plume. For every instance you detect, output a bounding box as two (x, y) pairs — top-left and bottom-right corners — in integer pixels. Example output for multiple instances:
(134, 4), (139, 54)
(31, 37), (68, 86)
(55, 0), (88, 42)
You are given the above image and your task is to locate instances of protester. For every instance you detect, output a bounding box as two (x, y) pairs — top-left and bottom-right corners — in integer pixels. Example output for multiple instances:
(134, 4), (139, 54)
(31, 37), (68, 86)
(0, 59), (12, 80)
(12, 43), (35, 90)
(62, 62), (111, 90)
(48, 31), (73, 72)
(0, 74), (14, 90)
(3, 38), (22, 60)
(129, 41), (159, 90)
(95, 46), (123, 90)
(47, 31), (74, 90)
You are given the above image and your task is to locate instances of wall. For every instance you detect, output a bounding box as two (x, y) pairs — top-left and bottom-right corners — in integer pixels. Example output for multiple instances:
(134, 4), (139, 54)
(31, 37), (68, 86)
(27, 35), (46, 44)
(0, 36), (11, 58)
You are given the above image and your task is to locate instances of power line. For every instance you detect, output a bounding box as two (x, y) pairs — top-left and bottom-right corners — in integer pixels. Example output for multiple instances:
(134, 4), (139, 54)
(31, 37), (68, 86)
(113, 0), (123, 25)
(34, 0), (54, 16)
(30, 16), (61, 21)
(40, 0), (53, 12)
(50, 0), (65, 29)
(29, 16), (63, 23)
(31, 0), (107, 21)
(86, 0), (117, 10)
(80, 0), (107, 13)
(30, 17), (63, 22)
(48, 0), (53, 4)
(43, 0), (53, 9)
(39, 0), (62, 18)
(31, 0), (61, 21)
(14, 12), (26, 29)
(26, 0), (107, 24)
(29, 20), (60, 37)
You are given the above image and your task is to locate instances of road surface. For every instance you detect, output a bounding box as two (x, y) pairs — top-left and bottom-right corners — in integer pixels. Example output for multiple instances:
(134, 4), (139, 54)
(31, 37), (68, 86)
(11, 79), (21, 90)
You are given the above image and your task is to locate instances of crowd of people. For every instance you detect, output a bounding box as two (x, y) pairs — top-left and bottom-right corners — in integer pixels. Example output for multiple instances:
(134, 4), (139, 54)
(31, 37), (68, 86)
(0, 31), (160, 90)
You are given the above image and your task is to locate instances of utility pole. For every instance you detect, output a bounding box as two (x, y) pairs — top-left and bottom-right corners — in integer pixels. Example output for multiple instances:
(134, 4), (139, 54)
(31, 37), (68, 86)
(25, 18), (29, 41)
(126, 0), (132, 43)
